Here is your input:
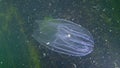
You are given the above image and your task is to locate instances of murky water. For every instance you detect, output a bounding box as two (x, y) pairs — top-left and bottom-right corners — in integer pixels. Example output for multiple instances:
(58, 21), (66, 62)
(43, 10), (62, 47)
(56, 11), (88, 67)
(0, 0), (120, 68)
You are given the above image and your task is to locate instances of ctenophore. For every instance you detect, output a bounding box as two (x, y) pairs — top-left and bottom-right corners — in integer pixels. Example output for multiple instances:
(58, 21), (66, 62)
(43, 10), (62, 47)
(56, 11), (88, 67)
(32, 19), (94, 56)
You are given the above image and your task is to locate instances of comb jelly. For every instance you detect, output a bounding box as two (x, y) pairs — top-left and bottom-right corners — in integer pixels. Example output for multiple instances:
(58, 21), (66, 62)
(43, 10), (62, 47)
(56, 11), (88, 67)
(32, 19), (94, 56)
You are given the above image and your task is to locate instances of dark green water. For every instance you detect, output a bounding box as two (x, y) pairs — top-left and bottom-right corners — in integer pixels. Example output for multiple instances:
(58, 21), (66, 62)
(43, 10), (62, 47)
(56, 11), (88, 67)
(0, 0), (120, 68)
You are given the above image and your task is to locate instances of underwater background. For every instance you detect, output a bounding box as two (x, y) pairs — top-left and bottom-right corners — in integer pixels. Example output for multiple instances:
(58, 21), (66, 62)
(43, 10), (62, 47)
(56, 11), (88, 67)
(0, 0), (120, 68)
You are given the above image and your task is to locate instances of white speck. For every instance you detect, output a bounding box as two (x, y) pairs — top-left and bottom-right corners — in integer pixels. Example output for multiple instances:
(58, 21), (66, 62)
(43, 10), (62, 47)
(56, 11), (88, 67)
(112, 8), (114, 10)
(43, 53), (46, 56)
(102, 56), (105, 59)
(78, 24), (81, 27)
(46, 42), (50, 45)
(71, 18), (75, 21)
(82, 0), (86, 3)
(40, 32), (42, 33)
(117, 20), (119, 23)
(114, 62), (119, 68)
(53, 9), (56, 13)
(67, 34), (71, 37)
(89, 57), (92, 60)
(33, 8), (36, 11)
(108, 18), (112, 22)
(105, 39), (108, 42)
(92, 60), (96, 63)
(109, 29), (112, 32)
(26, 40), (29, 43)
(38, 45), (41, 48)
(51, 48), (54, 51)
(102, 8), (106, 12)
(0, 61), (3, 64)
(48, 2), (52, 6)
(72, 63), (77, 68)
(92, 5), (100, 10)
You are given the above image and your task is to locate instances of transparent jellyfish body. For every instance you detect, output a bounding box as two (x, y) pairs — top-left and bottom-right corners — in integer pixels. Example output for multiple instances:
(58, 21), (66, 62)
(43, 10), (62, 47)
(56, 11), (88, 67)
(32, 19), (94, 56)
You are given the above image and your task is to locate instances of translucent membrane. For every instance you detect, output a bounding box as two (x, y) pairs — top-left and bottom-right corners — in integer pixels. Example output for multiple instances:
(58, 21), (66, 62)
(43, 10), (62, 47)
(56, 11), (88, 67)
(32, 19), (94, 56)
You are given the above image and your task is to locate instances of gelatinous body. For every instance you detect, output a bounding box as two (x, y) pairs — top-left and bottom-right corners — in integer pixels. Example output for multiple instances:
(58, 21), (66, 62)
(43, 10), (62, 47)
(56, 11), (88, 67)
(32, 19), (94, 56)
